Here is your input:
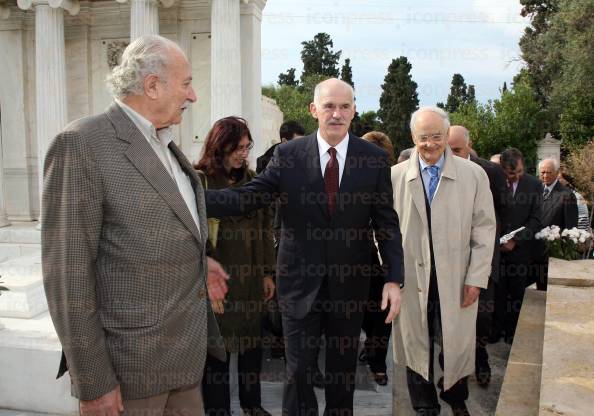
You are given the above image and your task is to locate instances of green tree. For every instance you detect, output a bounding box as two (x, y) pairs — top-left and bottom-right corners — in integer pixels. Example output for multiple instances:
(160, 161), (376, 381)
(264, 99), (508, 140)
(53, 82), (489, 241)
(350, 111), (380, 137)
(467, 85), (476, 103)
(559, 95), (594, 149)
(278, 68), (298, 87)
(340, 58), (354, 88)
(450, 80), (547, 170)
(444, 74), (469, 113)
(300, 33), (341, 83)
(377, 57), (419, 153)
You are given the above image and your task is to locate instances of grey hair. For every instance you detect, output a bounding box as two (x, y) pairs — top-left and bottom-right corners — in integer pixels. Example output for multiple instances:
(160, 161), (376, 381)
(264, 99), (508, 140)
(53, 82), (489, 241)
(106, 35), (179, 99)
(538, 158), (560, 172)
(410, 106), (450, 133)
(313, 78), (355, 105)
(451, 125), (470, 145)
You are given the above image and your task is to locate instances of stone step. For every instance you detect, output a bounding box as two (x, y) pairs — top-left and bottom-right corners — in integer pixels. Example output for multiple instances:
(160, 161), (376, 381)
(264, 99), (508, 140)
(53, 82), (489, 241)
(0, 222), (40, 245)
(538, 284), (594, 415)
(0, 312), (77, 415)
(0, 252), (46, 318)
(495, 288), (546, 416)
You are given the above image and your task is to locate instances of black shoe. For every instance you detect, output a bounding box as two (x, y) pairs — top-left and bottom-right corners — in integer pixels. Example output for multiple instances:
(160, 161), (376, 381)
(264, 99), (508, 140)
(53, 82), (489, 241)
(415, 408), (440, 416)
(475, 359), (491, 387)
(449, 402), (470, 416)
(243, 406), (272, 416)
(372, 372), (388, 386)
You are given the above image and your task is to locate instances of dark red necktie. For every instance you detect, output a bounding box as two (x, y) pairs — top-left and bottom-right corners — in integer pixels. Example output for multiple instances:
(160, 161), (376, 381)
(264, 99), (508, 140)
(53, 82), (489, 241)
(324, 147), (339, 215)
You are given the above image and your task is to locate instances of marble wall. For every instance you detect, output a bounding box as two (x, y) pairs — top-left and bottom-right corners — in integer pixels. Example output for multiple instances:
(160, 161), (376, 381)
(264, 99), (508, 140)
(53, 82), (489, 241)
(0, 0), (275, 221)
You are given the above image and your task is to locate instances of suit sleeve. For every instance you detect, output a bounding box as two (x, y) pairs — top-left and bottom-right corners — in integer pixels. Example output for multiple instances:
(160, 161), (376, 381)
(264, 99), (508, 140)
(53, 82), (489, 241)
(564, 190), (579, 229)
(514, 180), (543, 246)
(42, 131), (118, 400)
(371, 155), (404, 285)
(205, 146), (282, 218)
(465, 169), (497, 288)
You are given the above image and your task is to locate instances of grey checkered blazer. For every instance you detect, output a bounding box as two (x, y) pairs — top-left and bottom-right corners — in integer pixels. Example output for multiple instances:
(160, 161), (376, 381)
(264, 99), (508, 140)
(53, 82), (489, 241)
(41, 102), (225, 401)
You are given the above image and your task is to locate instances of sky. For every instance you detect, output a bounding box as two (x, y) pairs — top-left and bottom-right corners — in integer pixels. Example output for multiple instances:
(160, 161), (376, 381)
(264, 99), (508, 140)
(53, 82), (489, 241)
(260, 0), (531, 112)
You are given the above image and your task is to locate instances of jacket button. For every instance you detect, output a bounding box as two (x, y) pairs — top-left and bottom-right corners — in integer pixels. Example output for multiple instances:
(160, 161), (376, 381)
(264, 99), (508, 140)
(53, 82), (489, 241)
(418, 263), (424, 267)
(418, 288), (422, 293)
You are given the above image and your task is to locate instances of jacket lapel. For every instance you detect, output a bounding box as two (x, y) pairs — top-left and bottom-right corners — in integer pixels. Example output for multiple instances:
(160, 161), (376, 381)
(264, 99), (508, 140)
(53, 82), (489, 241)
(405, 150), (429, 232)
(304, 134), (328, 216)
(105, 103), (203, 246)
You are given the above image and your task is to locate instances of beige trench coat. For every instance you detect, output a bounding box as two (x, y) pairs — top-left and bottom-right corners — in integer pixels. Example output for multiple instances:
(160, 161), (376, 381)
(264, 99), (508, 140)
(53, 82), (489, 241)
(391, 147), (496, 390)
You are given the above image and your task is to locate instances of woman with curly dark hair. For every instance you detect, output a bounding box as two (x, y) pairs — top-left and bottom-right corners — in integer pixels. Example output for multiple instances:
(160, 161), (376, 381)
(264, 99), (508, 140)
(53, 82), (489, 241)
(196, 116), (275, 416)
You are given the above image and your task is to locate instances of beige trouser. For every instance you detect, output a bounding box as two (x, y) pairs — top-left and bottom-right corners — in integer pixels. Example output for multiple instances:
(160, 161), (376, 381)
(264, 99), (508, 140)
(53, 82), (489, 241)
(122, 384), (204, 416)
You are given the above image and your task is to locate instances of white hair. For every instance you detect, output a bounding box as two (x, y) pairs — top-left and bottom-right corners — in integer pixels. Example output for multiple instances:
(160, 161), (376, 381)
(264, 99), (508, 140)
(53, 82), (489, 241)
(410, 106), (450, 133)
(450, 125), (470, 145)
(106, 35), (179, 99)
(313, 78), (355, 105)
(538, 158), (560, 172)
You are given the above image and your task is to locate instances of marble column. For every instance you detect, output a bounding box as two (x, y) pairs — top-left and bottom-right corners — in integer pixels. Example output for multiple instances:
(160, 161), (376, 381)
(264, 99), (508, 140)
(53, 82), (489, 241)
(240, 0), (265, 166)
(116, 0), (177, 41)
(17, 0), (79, 222)
(211, 0), (242, 122)
(0, 2), (11, 226)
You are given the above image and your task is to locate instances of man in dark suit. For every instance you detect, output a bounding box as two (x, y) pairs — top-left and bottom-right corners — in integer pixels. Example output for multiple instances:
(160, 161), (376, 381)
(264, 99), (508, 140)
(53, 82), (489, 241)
(205, 78), (404, 416)
(448, 126), (511, 386)
(493, 148), (543, 343)
(42, 35), (227, 415)
(535, 158), (578, 289)
(256, 120), (305, 174)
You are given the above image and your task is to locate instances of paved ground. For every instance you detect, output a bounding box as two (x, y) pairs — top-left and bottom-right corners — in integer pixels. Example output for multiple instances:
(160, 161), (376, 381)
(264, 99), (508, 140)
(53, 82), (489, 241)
(0, 336), (510, 416)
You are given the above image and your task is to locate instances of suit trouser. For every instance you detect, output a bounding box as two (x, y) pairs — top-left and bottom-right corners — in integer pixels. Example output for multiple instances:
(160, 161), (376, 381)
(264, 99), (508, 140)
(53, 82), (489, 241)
(361, 275), (392, 374)
(282, 278), (363, 416)
(476, 277), (495, 364)
(202, 346), (264, 415)
(122, 384), (203, 416)
(494, 257), (529, 339)
(406, 271), (468, 413)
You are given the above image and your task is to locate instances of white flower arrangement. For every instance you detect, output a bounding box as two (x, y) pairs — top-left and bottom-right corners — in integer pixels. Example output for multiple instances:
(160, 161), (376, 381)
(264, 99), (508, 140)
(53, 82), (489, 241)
(536, 226), (593, 260)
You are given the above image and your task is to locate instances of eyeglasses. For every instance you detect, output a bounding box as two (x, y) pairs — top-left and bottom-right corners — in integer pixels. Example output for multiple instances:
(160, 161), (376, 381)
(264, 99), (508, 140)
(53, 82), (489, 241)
(416, 133), (444, 143)
(235, 143), (254, 153)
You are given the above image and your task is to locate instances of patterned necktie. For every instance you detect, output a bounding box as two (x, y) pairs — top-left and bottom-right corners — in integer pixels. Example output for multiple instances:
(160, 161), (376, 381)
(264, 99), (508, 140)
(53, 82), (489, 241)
(543, 187), (550, 199)
(426, 165), (440, 203)
(324, 147), (339, 215)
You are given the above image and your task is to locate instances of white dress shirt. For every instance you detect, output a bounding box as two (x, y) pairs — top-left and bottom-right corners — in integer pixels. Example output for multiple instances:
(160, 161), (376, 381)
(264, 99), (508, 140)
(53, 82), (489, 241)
(116, 100), (201, 234)
(317, 130), (349, 185)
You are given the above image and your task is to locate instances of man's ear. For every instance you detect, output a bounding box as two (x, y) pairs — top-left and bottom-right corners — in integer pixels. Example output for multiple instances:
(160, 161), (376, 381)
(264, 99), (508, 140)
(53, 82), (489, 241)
(144, 74), (160, 99)
(309, 102), (318, 119)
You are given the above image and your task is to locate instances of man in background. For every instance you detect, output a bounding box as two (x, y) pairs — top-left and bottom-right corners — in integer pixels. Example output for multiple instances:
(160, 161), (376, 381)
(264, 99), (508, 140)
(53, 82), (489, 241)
(256, 120), (305, 173)
(493, 148), (542, 343)
(535, 158), (578, 290)
(448, 126), (510, 387)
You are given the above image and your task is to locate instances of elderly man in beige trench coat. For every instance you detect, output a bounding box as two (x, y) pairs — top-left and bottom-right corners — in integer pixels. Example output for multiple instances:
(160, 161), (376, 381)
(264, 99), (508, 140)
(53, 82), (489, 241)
(391, 106), (496, 416)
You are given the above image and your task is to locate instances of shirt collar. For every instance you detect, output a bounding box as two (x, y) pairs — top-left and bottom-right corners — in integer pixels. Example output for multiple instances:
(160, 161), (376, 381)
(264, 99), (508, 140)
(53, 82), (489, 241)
(419, 153), (445, 172)
(545, 179), (558, 192)
(115, 99), (173, 147)
(317, 130), (349, 159)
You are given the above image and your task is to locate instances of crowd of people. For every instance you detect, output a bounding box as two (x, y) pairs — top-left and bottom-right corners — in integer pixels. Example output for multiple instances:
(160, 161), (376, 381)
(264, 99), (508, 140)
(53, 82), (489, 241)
(40, 35), (589, 416)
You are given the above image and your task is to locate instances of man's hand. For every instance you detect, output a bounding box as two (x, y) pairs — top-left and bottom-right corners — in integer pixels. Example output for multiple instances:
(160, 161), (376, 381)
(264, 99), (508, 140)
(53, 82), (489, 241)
(500, 239), (517, 252)
(211, 299), (225, 314)
(462, 285), (481, 308)
(381, 282), (402, 324)
(262, 276), (275, 301)
(79, 385), (123, 416)
(206, 257), (229, 301)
